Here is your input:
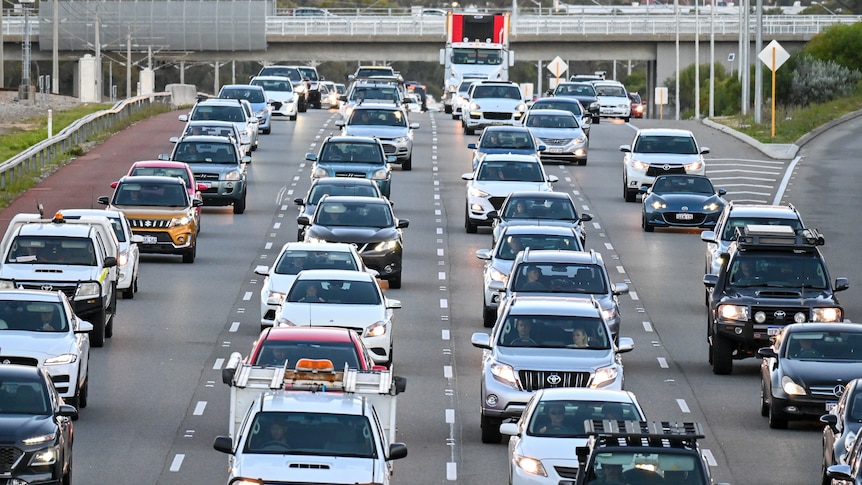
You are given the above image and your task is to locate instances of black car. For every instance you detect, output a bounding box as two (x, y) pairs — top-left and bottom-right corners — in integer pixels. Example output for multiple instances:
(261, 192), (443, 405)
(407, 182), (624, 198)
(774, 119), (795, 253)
(293, 178), (384, 241)
(758, 323), (862, 429)
(491, 191), (592, 248)
(822, 378), (862, 485)
(640, 174), (727, 232)
(827, 433), (862, 485)
(529, 96), (592, 138)
(552, 82), (600, 124)
(703, 225), (848, 375)
(0, 364), (76, 484)
(298, 195), (409, 289)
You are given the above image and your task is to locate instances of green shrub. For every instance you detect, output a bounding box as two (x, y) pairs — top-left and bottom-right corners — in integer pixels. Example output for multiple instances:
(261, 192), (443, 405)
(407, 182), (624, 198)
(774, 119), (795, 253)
(788, 55), (861, 106)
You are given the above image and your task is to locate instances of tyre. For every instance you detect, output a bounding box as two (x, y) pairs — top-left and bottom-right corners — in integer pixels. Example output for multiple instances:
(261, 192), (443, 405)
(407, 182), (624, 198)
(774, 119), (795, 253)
(760, 382), (769, 417)
(62, 461), (72, 485)
(464, 125), (475, 136)
(768, 401), (788, 429)
(452, 113), (460, 120)
(234, 191), (247, 214)
(444, 104), (453, 114)
(289, 113), (297, 121)
(480, 414), (503, 444)
(299, 99), (307, 113)
(401, 155), (412, 171)
(624, 187), (637, 203)
(579, 158), (587, 166)
(297, 229), (305, 242)
(623, 117), (630, 122)
(182, 245), (196, 264)
(711, 333), (733, 375)
(122, 281), (134, 299)
(642, 214), (654, 232)
(592, 117), (600, 124)
(388, 274), (402, 289)
(482, 306), (497, 328)
(90, 306), (107, 348)
(465, 206), (478, 234)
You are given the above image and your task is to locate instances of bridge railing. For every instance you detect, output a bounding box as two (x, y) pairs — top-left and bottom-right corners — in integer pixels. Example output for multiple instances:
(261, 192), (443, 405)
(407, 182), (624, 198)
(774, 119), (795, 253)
(0, 93), (171, 190)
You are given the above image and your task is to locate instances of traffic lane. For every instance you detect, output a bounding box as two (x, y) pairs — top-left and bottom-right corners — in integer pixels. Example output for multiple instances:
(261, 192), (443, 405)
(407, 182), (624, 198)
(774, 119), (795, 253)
(585, 121), (825, 483)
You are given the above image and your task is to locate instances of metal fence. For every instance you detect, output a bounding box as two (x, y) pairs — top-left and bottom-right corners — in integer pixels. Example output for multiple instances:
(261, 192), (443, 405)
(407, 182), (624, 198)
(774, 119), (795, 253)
(0, 93), (171, 190)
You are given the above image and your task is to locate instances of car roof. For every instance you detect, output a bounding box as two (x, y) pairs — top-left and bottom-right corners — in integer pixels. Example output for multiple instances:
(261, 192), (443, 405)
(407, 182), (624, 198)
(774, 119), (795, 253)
(480, 153), (542, 163)
(260, 391), (365, 414)
(0, 363), (45, 380)
(724, 203), (801, 219)
(506, 191), (571, 200)
(537, 387), (638, 403)
(532, 97), (581, 104)
(508, 295), (602, 317)
(186, 120), (236, 127)
(277, 241), (356, 253)
(518, 249), (601, 265)
(351, 104), (402, 112)
(195, 98), (244, 106)
(323, 136), (381, 145)
(295, 269), (375, 281)
(482, 126), (533, 134)
(118, 175), (188, 186)
(635, 128), (696, 137)
(130, 160), (191, 170)
(177, 135), (236, 144)
(221, 84), (264, 91)
(311, 177), (379, 187)
(260, 326), (357, 343)
(0, 289), (65, 302)
(58, 208), (126, 222)
(320, 195), (388, 205)
(499, 225), (579, 237)
(779, 322), (862, 334)
(526, 109), (578, 117)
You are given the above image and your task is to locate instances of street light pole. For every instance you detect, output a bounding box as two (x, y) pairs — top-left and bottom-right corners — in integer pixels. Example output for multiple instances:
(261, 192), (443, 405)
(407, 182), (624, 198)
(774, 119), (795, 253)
(1, 0), (5, 88)
(753, 0), (763, 124)
(674, 0), (679, 120)
(695, 0), (700, 118)
(709, 0), (715, 117)
(52, 0), (59, 94)
(20, 0), (36, 100)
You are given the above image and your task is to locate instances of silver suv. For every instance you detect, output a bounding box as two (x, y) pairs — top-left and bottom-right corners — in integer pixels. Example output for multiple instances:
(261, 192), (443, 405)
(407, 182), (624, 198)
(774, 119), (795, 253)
(336, 105), (419, 171)
(471, 295), (634, 443)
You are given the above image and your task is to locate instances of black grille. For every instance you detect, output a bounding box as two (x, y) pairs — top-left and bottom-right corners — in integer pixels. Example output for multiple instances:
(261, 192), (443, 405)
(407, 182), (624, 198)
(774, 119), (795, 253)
(194, 173), (220, 181)
(662, 212), (707, 225)
(555, 466), (579, 479)
(518, 370), (590, 391)
(0, 445), (24, 473)
(810, 385), (844, 399)
(13, 283), (76, 299)
(750, 306), (808, 325)
(484, 112), (512, 121)
(335, 172), (366, 178)
(129, 219), (171, 229)
(489, 197), (506, 210)
(0, 356), (38, 366)
(646, 165), (686, 177)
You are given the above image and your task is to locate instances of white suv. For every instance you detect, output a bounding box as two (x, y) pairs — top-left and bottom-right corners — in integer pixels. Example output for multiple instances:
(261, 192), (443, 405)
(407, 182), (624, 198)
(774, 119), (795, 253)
(620, 128), (709, 202)
(462, 80), (527, 135)
(593, 80), (632, 122)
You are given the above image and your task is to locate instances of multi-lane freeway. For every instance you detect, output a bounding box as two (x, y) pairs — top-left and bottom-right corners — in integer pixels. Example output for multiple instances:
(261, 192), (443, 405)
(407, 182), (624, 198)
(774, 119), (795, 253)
(7, 104), (861, 484)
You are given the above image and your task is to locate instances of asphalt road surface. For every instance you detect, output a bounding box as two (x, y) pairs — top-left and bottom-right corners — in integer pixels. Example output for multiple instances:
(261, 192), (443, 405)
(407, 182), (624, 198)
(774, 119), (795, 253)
(4, 106), (861, 485)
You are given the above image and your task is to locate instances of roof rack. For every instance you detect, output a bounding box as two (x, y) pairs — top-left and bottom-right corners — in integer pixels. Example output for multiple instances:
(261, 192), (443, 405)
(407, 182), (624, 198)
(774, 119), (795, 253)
(734, 224), (824, 250)
(585, 420), (704, 448)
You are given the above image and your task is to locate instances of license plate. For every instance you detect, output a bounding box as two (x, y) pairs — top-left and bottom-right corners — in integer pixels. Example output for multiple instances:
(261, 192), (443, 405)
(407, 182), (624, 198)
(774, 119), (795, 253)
(549, 147), (564, 153)
(142, 236), (158, 244)
(767, 326), (782, 335)
(826, 402), (838, 413)
(676, 213), (694, 220)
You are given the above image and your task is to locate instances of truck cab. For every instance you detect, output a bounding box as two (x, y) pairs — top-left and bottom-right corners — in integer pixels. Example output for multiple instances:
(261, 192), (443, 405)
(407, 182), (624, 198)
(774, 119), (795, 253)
(214, 355), (407, 484)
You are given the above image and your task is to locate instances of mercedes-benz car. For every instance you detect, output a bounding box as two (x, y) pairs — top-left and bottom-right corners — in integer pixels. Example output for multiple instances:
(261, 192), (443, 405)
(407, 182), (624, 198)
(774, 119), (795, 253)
(250, 75), (298, 120)
(620, 128), (709, 203)
(529, 96), (592, 138)
(821, 378), (862, 485)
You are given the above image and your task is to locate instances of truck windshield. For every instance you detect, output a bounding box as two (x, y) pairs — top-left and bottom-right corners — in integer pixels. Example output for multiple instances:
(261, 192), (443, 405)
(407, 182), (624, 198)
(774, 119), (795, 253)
(452, 48), (502, 65)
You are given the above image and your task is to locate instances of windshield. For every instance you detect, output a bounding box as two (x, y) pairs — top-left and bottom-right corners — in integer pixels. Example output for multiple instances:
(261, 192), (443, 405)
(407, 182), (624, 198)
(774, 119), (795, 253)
(7, 236), (97, 267)
(533, 100), (583, 116)
(634, 135), (698, 155)
(274, 250), (359, 275)
(526, 114), (578, 129)
(356, 67), (395, 78)
(175, 142), (238, 164)
(495, 234), (581, 259)
(498, 315), (611, 349)
(350, 87), (400, 102)
(220, 88), (266, 104)
(315, 201), (393, 227)
(555, 83), (595, 97)
(595, 84), (627, 97)
(452, 48), (502, 65)
(728, 254), (827, 289)
(651, 176), (714, 195)
(319, 142), (383, 164)
(784, 331), (862, 361)
(258, 67), (302, 82)
(244, 412), (376, 458)
(472, 85), (522, 99)
(583, 451), (707, 485)
(0, 380), (50, 415)
(527, 400), (642, 437)
(252, 340), (361, 369)
(477, 161), (544, 182)
(511, 262), (607, 294)
(298, 67), (319, 81)
(480, 131), (535, 150)
(184, 124), (237, 139)
(113, 182), (189, 207)
(287, 279), (381, 305)
(503, 197), (576, 220)
(0, 300), (68, 333)
(251, 79), (293, 92)
(308, 184), (379, 204)
(349, 109), (406, 127)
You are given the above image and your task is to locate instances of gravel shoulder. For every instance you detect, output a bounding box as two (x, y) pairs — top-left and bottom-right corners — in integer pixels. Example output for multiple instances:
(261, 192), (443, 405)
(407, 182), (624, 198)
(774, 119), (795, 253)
(0, 91), (85, 134)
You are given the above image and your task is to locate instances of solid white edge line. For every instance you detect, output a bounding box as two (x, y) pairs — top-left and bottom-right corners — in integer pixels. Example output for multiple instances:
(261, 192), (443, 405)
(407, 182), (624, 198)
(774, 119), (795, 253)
(773, 155), (802, 204)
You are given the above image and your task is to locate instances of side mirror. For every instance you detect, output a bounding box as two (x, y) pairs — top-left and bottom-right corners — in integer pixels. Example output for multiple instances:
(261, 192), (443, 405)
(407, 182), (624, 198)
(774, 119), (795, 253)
(487, 210), (499, 220)
(409, 122), (420, 129)
(471, 332), (492, 349)
(213, 436), (234, 455)
(547, 175), (559, 183)
(178, 114), (189, 122)
(169, 136), (179, 143)
(197, 183), (209, 192)
(254, 265), (270, 276)
(335, 119), (345, 127)
(192, 199), (204, 207)
(616, 337), (635, 353)
(297, 215), (311, 225)
(700, 146), (711, 154)
(386, 298), (402, 309)
(638, 186), (650, 194)
(110, 181), (119, 189)
(612, 282), (629, 295)
(294, 197), (305, 206)
(103, 256), (118, 268)
(97, 196), (110, 205)
(461, 173), (474, 180)
(476, 249), (492, 260)
(820, 413), (839, 432)
(158, 154), (170, 161)
(579, 213), (593, 222)
(834, 277), (849, 292)
(701, 230), (717, 243)
(388, 442), (408, 461)
(703, 274), (718, 288)
(537, 145), (547, 152)
(757, 347), (777, 359)
(619, 144), (632, 153)
(242, 156), (252, 164)
(397, 219), (410, 229)
(467, 143), (477, 149)
(499, 422), (519, 436)
(718, 189), (727, 196)
(306, 153), (317, 162)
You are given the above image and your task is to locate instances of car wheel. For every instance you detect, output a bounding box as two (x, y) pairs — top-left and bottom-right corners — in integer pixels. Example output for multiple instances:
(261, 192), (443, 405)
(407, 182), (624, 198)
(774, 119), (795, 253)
(465, 206), (477, 234)
(642, 213), (654, 232)
(122, 278), (134, 299)
(464, 125), (475, 136)
(388, 274), (402, 290)
(482, 306), (496, 328)
(623, 117), (630, 122)
(90, 307), (107, 348)
(234, 191), (247, 214)
(289, 113), (297, 121)
(624, 187), (637, 203)
(579, 158), (587, 166)
(592, 116), (600, 124)
(711, 333), (733, 375)
(62, 460), (72, 485)
(297, 229), (305, 242)
(444, 104), (453, 114)
(452, 113), (460, 120)
(182, 245), (196, 264)
(480, 414), (503, 444)
(402, 155), (412, 171)
(760, 381), (769, 417)
(768, 401), (788, 429)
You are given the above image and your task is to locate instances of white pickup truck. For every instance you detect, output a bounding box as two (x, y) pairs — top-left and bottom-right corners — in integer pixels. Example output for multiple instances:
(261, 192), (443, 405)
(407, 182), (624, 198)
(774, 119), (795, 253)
(214, 353), (408, 485)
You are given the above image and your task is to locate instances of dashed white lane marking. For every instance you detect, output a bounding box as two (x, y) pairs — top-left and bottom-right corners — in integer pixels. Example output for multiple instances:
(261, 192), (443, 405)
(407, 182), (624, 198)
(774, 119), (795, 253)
(213, 358), (224, 369)
(702, 449), (718, 467)
(677, 399), (691, 413)
(642, 321), (653, 332)
(444, 366), (453, 378)
(242, 292), (252, 301)
(658, 357), (668, 368)
(445, 409), (455, 423)
(439, 272), (446, 280)
(437, 248), (444, 256)
(169, 454), (184, 472)
(435, 209), (442, 215)
(442, 329), (450, 340)
(604, 242), (613, 250)
(193, 401), (207, 416)
(616, 266), (625, 273)
(437, 227), (443, 234)
(264, 242), (273, 250)
(592, 222), (601, 229)
(447, 462), (457, 480)
(629, 291), (639, 301)
(273, 222), (281, 229)
(292, 175), (300, 181)
(440, 299), (448, 308)
(229, 321), (240, 333)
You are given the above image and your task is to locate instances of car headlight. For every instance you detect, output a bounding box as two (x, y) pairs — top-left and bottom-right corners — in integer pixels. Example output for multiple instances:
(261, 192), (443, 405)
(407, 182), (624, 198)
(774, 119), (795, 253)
(812, 308), (842, 322)
(372, 240), (398, 252)
(468, 186), (490, 198)
(574, 135), (587, 145)
(515, 103), (527, 112)
(685, 160), (704, 172)
(29, 446), (59, 465)
(0, 280), (14, 290)
(44, 353), (78, 365)
(118, 250), (129, 267)
(256, 109), (268, 118)
(488, 268), (507, 283)
(295, 85), (306, 94)
(225, 170), (243, 181)
(590, 101), (600, 111)
(489, 362), (519, 389)
(23, 432), (56, 447)
(265, 290), (286, 306)
(365, 321), (388, 338)
(344, 106), (354, 117)
(514, 454), (548, 477)
(169, 216), (191, 227)
(781, 375), (806, 396)
(601, 306), (617, 321)
(703, 202), (722, 211)
(371, 168), (389, 180)
(469, 102), (480, 111)
(75, 282), (100, 299)
(312, 167), (329, 178)
(592, 364), (619, 387)
(650, 200), (666, 209)
(393, 136), (409, 143)
(631, 159), (649, 171)
(718, 304), (749, 322)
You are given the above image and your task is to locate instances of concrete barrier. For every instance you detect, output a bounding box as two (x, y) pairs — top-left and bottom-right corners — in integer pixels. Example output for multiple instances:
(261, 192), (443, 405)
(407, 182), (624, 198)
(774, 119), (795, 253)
(166, 84), (197, 108)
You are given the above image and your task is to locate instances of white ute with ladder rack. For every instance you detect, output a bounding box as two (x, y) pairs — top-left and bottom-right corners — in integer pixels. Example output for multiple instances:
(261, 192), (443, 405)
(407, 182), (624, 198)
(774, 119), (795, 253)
(214, 353), (407, 485)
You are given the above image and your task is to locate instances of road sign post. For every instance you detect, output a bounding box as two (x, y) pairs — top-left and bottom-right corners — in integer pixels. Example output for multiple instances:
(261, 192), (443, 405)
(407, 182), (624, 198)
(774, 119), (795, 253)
(655, 87), (668, 121)
(546, 56), (567, 89)
(758, 40), (789, 138)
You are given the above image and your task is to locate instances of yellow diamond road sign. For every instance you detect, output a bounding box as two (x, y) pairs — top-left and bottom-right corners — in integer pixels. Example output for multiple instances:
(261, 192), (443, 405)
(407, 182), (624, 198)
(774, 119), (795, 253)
(758, 40), (790, 72)
(547, 57), (567, 79)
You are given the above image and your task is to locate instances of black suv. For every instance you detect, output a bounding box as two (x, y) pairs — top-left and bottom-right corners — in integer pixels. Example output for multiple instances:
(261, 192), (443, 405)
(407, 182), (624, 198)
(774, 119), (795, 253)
(703, 224), (848, 375)
(575, 420), (715, 485)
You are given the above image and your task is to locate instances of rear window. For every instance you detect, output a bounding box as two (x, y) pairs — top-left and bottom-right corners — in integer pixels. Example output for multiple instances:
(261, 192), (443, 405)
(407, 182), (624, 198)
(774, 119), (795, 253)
(251, 79), (293, 92)
(274, 250), (359, 275)
(258, 67), (301, 82)
(220, 88), (266, 104)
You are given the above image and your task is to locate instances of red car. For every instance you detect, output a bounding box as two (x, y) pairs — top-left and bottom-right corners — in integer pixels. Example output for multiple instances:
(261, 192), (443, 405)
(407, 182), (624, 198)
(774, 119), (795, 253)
(121, 160), (208, 228)
(247, 326), (386, 370)
(628, 92), (646, 118)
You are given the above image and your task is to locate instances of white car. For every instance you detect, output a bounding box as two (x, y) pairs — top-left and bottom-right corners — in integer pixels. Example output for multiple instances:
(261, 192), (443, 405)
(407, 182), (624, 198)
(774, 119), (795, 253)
(273, 269), (400, 366)
(0, 289), (92, 410)
(250, 75), (298, 121)
(620, 128), (709, 203)
(462, 80), (528, 135)
(593, 80), (632, 121)
(462, 154), (558, 233)
(500, 388), (647, 485)
(254, 242), (370, 331)
(57, 209), (142, 299)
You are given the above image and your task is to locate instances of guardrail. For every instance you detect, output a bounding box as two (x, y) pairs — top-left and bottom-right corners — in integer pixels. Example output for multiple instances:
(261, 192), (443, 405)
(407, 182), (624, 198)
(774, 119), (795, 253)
(0, 93), (171, 190)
